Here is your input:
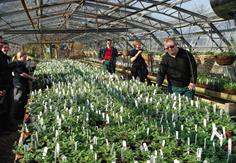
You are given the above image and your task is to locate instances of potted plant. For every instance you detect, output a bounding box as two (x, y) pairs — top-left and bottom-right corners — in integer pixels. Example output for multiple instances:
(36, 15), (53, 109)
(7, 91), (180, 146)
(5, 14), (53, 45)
(214, 51), (236, 65)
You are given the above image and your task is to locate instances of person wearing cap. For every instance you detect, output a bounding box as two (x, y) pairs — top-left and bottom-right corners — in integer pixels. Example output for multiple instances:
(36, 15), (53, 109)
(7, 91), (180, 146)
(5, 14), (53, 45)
(157, 37), (197, 99)
(98, 39), (122, 74)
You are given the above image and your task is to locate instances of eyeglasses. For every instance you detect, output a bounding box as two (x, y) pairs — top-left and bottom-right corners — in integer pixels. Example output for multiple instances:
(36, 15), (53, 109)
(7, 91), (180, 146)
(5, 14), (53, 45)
(164, 45), (175, 50)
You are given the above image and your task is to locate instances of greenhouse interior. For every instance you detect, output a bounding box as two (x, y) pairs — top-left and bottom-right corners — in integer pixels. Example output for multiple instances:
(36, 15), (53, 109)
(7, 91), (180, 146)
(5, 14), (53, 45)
(0, 0), (236, 162)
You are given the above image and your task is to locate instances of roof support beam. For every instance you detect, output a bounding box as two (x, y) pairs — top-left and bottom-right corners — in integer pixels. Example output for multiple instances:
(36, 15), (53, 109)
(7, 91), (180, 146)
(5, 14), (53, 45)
(2, 28), (128, 34)
(74, 10), (165, 47)
(97, 0), (171, 27)
(139, 0), (231, 49)
(20, 0), (40, 43)
(0, 0), (84, 17)
(20, 0), (36, 29)
(83, 1), (190, 49)
(57, 0), (84, 29)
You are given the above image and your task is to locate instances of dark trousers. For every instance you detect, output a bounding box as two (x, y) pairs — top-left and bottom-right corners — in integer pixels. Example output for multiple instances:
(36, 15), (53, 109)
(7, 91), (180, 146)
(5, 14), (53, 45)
(12, 87), (29, 123)
(167, 85), (194, 99)
(131, 64), (148, 82)
(0, 87), (15, 132)
(103, 60), (116, 74)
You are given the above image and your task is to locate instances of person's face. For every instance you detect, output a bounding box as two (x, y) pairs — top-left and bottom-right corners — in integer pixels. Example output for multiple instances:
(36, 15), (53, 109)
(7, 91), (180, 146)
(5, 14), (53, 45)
(18, 54), (27, 61)
(135, 43), (142, 50)
(106, 41), (112, 47)
(164, 40), (177, 55)
(1, 44), (9, 54)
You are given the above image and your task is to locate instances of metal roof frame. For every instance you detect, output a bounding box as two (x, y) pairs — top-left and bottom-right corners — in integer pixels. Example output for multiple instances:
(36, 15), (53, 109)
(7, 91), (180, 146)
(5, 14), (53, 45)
(0, 0), (234, 52)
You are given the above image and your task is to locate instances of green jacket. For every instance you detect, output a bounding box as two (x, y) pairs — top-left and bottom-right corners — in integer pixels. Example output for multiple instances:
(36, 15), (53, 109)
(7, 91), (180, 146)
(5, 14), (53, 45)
(98, 47), (118, 63)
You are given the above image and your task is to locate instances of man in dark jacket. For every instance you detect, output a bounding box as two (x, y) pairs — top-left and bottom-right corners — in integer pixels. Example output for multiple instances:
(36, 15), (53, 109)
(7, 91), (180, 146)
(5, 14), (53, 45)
(0, 39), (15, 134)
(157, 37), (197, 99)
(98, 39), (121, 74)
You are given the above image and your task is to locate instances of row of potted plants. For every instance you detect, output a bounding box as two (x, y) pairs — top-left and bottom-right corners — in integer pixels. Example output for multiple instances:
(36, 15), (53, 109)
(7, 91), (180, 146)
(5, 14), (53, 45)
(197, 73), (236, 94)
(16, 60), (236, 162)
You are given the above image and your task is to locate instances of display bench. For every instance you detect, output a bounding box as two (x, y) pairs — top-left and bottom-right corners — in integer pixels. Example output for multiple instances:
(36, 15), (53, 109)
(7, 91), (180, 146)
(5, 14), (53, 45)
(81, 58), (236, 104)
(15, 60), (236, 162)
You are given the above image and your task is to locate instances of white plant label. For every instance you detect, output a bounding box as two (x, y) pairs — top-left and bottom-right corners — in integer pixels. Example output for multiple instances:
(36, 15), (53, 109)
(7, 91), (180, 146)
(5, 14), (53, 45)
(162, 140), (165, 147)
(174, 159), (180, 163)
(223, 127), (226, 138)
(197, 148), (202, 161)
(154, 150), (157, 156)
(195, 134), (198, 145)
(187, 137), (190, 146)
(56, 143), (60, 155)
(220, 134), (223, 147)
(93, 136), (97, 145)
(147, 128), (150, 136)
(95, 152), (97, 161)
(35, 131), (39, 143)
(204, 138), (206, 149)
(86, 113), (89, 122)
(160, 149), (163, 158)
(120, 106), (124, 113)
(190, 100), (194, 106)
(143, 143), (148, 151)
(160, 114), (163, 124)
(176, 131), (179, 140)
(120, 116), (123, 123)
(122, 140), (127, 149)
(42, 146), (48, 159)
(106, 139), (109, 146)
(106, 114), (110, 124)
(75, 141), (77, 150)
(228, 138), (232, 155)
(203, 119), (207, 127)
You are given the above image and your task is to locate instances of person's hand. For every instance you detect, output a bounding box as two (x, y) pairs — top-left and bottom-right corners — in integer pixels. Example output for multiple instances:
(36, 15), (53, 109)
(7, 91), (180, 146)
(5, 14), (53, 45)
(0, 90), (6, 97)
(118, 51), (122, 56)
(32, 76), (37, 80)
(188, 83), (196, 91)
(138, 50), (143, 54)
(135, 50), (142, 57)
(102, 60), (105, 63)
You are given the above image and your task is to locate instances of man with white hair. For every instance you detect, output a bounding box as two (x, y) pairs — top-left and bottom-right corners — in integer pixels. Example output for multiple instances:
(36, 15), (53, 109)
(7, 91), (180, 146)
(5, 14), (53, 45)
(157, 37), (197, 99)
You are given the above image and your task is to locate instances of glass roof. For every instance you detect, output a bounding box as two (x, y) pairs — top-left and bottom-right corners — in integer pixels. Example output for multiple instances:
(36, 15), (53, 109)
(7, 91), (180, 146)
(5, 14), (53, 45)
(0, 0), (235, 52)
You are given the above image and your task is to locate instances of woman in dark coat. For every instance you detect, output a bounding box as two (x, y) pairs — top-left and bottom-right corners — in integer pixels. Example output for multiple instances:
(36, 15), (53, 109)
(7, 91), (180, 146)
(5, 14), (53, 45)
(12, 52), (35, 123)
(129, 40), (148, 83)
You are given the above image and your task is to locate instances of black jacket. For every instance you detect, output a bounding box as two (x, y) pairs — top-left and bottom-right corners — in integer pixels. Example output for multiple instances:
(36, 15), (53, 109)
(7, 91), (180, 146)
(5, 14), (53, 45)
(0, 51), (13, 90)
(157, 48), (197, 87)
(12, 61), (30, 90)
(129, 49), (147, 67)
